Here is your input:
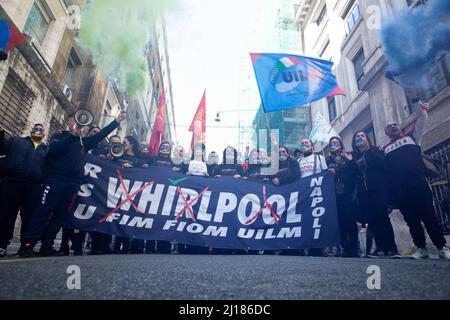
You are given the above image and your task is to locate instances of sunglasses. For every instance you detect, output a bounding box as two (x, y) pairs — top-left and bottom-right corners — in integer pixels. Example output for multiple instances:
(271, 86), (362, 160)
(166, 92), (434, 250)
(386, 123), (399, 130)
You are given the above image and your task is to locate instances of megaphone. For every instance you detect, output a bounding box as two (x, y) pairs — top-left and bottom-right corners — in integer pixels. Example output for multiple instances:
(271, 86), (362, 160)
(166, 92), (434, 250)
(110, 143), (125, 158)
(74, 109), (94, 127)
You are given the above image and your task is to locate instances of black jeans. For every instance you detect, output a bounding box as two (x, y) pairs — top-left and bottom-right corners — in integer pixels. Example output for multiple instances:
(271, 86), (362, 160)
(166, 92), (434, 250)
(22, 179), (78, 247)
(0, 180), (43, 248)
(336, 194), (358, 256)
(130, 239), (145, 254)
(394, 179), (446, 249)
(90, 231), (112, 253)
(60, 229), (85, 253)
(359, 190), (398, 255)
(114, 236), (130, 253)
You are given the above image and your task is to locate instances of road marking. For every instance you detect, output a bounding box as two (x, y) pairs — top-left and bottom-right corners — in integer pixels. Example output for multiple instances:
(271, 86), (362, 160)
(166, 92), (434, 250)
(0, 257), (63, 264)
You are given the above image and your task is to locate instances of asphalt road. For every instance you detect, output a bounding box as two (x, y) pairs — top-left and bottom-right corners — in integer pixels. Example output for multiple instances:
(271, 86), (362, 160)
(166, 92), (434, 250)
(0, 253), (449, 300)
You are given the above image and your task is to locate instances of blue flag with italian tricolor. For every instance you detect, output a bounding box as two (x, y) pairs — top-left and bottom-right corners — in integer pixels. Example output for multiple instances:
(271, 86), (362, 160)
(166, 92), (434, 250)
(250, 53), (345, 113)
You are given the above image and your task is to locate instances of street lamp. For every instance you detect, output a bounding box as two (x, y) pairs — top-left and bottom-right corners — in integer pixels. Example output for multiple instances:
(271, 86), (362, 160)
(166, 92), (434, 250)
(213, 108), (260, 154)
(214, 108), (260, 122)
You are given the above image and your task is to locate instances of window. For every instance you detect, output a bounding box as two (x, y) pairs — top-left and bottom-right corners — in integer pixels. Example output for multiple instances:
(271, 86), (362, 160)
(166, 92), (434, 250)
(63, 0), (75, 8)
(316, 5), (327, 27)
(327, 96), (337, 122)
(319, 40), (330, 59)
(423, 53), (450, 100)
(344, 1), (361, 34)
(424, 139), (450, 234)
(23, 1), (50, 45)
(100, 100), (113, 127)
(63, 57), (75, 87)
(405, 88), (414, 115)
(407, 0), (429, 7)
(0, 70), (35, 136)
(352, 49), (365, 91)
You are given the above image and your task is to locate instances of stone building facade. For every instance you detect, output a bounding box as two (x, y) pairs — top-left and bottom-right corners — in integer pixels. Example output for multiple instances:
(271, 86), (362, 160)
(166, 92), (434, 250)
(294, 0), (450, 251)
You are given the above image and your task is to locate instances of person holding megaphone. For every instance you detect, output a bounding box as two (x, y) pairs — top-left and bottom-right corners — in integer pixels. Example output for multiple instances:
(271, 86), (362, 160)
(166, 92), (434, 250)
(18, 109), (126, 257)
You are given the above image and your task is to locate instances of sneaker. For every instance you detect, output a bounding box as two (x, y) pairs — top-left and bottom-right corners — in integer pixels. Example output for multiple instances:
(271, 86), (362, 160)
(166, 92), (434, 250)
(400, 244), (417, 256)
(367, 251), (384, 258)
(57, 249), (70, 256)
(386, 251), (402, 259)
(438, 247), (450, 260)
(0, 247), (6, 258)
(18, 244), (35, 258)
(38, 246), (59, 257)
(411, 247), (429, 260)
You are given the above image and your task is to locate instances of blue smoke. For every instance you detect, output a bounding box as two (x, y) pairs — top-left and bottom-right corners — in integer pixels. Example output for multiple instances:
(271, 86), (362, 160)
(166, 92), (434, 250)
(382, 0), (450, 88)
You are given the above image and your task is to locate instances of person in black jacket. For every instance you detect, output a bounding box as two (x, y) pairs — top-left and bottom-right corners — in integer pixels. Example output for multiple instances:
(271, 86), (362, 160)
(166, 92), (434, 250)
(112, 135), (147, 254)
(271, 146), (300, 186)
(150, 141), (173, 168)
(211, 146), (246, 255)
(206, 151), (220, 177)
(352, 131), (399, 258)
(214, 146), (244, 178)
(87, 125), (108, 158)
(245, 148), (271, 182)
(171, 145), (189, 174)
(0, 124), (48, 257)
(383, 91), (450, 260)
(326, 136), (359, 257)
(59, 125), (106, 256)
(113, 135), (145, 169)
(145, 141), (176, 254)
(18, 111), (126, 257)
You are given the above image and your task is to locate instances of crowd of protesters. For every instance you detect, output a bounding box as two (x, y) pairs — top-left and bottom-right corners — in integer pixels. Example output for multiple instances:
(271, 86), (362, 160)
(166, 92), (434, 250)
(0, 92), (449, 260)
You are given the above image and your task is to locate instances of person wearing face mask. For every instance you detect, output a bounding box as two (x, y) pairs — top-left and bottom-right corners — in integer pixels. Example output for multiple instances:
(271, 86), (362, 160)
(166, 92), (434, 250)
(0, 124), (48, 258)
(112, 135), (148, 254)
(145, 141), (175, 254)
(215, 146), (244, 178)
(297, 138), (327, 256)
(186, 143), (209, 177)
(182, 143), (210, 254)
(271, 146), (300, 186)
(326, 136), (359, 257)
(87, 125), (108, 158)
(150, 141), (173, 168)
(298, 138), (328, 179)
(114, 135), (146, 169)
(81, 128), (117, 256)
(18, 111), (126, 258)
(245, 148), (271, 181)
(206, 151), (220, 177)
(352, 131), (399, 258)
(172, 145), (188, 174)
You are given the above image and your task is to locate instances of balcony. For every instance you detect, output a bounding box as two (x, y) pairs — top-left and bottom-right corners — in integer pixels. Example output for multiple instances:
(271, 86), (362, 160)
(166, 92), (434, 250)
(294, 0), (313, 28)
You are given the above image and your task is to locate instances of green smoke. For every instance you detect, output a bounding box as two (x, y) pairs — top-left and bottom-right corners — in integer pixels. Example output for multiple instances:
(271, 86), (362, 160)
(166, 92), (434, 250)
(78, 0), (176, 97)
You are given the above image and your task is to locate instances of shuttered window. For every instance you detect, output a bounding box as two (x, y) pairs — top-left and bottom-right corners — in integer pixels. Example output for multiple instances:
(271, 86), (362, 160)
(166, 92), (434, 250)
(0, 70), (35, 136)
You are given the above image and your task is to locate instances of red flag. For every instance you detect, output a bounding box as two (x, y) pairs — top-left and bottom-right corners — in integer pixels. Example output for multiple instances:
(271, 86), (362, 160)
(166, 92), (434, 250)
(7, 22), (28, 51)
(326, 86), (346, 97)
(189, 90), (206, 150)
(148, 89), (165, 157)
(0, 19), (29, 60)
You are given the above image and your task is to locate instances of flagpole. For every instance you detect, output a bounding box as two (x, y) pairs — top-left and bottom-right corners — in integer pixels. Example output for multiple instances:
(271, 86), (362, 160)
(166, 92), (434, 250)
(263, 113), (270, 131)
